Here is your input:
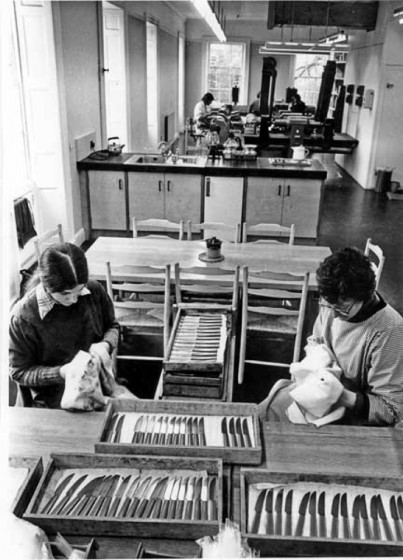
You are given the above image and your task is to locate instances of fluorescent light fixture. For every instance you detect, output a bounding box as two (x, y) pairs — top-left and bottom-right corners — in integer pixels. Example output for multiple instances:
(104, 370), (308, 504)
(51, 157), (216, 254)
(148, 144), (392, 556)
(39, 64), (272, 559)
(318, 31), (348, 45)
(259, 43), (349, 55)
(393, 7), (403, 17)
(191, 0), (226, 42)
(400, 17), (403, 24)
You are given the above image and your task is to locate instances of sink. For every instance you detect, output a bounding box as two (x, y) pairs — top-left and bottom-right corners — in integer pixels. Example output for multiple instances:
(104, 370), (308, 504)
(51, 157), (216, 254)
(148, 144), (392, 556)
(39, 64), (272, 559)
(125, 154), (205, 166)
(126, 154), (166, 165)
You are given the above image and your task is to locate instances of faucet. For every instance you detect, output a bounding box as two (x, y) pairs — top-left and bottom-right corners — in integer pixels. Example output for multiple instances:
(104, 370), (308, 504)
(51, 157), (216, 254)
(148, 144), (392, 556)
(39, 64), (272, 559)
(158, 132), (180, 160)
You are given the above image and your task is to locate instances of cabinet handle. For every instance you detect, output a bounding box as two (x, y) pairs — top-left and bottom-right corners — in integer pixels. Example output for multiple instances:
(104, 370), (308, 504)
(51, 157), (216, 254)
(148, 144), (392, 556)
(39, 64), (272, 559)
(167, 180), (171, 192)
(287, 184), (291, 196)
(206, 178), (211, 197)
(118, 179), (123, 190)
(278, 184), (282, 196)
(158, 180), (162, 192)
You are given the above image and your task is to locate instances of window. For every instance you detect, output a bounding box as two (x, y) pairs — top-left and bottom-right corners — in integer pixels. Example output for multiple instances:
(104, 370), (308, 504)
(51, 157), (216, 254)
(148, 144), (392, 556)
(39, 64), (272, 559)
(293, 53), (329, 107)
(206, 42), (248, 105)
(146, 21), (158, 146)
(178, 34), (185, 131)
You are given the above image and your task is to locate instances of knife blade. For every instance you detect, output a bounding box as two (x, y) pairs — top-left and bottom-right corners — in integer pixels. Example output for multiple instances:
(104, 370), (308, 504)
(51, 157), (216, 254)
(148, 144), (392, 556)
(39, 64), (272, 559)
(228, 417), (237, 447)
(330, 493), (340, 539)
(40, 473), (75, 514)
(340, 493), (351, 539)
(134, 476), (162, 518)
(295, 492), (310, 537)
(166, 416), (175, 445)
(52, 474), (89, 516)
(360, 494), (373, 541)
(132, 415), (144, 444)
(184, 476), (196, 520)
(174, 477), (188, 519)
(308, 491), (317, 538)
(126, 476), (152, 518)
(152, 416), (162, 445)
(192, 477), (203, 521)
(208, 477), (217, 521)
(144, 415), (156, 445)
(370, 495), (381, 540)
(116, 475), (141, 517)
(142, 476), (168, 519)
(242, 418), (252, 447)
(390, 495), (403, 541)
(318, 491), (326, 538)
(397, 495), (403, 522)
(199, 417), (206, 446)
(221, 417), (230, 447)
(377, 494), (394, 541)
(108, 475), (132, 517)
(352, 495), (361, 540)
(160, 477), (177, 519)
(235, 417), (245, 448)
(200, 477), (209, 521)
(167, 477), (182, 519)
(63, 475), (104, 517)
(105, 412), (119, 442)
(284, 490), (293, 536)
(94, 475), (120, 517)
(274, 488), (284, 536)
(264, 488), (274, 535)
(250, 490), (266, 533)
(79, 475), (110, 517)
(113, 414), (124, 443)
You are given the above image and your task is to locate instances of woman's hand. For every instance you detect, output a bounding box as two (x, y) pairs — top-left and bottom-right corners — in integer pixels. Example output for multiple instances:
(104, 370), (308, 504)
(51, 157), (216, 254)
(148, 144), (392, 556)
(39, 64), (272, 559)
(338, 388), (357, 409)
(89, 341), (110, 358)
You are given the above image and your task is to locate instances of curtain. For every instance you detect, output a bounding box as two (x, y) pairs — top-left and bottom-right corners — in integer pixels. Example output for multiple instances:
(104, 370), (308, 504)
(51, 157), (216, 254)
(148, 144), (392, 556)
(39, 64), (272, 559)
(14, 197), (37, 249)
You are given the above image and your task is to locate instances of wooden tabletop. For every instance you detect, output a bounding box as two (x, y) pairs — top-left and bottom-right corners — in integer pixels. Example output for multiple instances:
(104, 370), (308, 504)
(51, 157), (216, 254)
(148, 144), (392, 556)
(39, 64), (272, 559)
(85, 237), (331, 288)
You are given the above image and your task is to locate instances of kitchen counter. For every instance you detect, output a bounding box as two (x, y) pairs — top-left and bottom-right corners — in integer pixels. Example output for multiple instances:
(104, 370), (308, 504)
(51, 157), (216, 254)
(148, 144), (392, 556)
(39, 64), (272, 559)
(77, 152), (327, 179)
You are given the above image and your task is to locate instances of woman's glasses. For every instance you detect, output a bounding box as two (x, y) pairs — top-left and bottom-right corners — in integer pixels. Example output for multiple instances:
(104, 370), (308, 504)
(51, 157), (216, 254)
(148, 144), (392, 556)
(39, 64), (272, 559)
(319, 299), (357, 318)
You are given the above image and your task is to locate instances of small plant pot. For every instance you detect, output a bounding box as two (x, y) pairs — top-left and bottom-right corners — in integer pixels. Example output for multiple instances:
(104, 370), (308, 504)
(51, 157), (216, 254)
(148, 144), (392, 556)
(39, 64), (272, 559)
(206, 237), (222, 259)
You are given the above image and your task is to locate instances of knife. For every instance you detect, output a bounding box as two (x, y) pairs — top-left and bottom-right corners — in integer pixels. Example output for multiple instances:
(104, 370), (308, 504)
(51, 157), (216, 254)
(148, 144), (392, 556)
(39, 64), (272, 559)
(390, 495), (403, 541)
(308, 491), (317, 538)
(274, 488), (284, 535)
(64, 476), (105, 516)
(242, 418), (252, 447)
(200, 477), (209, 520)
(166, 416), (175, 445)
(208, 477), (217, 521)
(105, 413), (119, 442)
(221, 417), (230, 447)
(132, 415), (144, 444)
(161, 416), (171, 445)
(370, 495), (381, 540)
(284, 490), (293, 536)
(360, 494), (373, 541)
(126, 476), (152, 517)
(152, 416), (162, 445)
(295, 492), (310, 537)
(78, 476), (110, 517)
(186, 417), (193, 446)
(228, 417), (237, 447)
(184, 477), (196, 520)
(179, 417), (186, 446)
(250, 490), (266, 533)
(377, 494), (394, 541)
(108, 475), (131, 517)
(199, 417), (206, 446)
(264, 488), (274, 535)
(160, 477), (177, 519)
(113, 414), (124, 443)
(340, 493), (351, 539)
(40, 473), (75, 514)
(173, 416), (181, 445)
(235, 417), (245, 448)
(352, 495), (361, 540)
(397, 495), (403, 522)
(144, 415), (156, 444)
(174, 477), (188, 519)
(52, 474), (88, 516)
(330, 493), (340, 539)
(134, 477), (162, 518)
(318, 491), (326, 538)
(167, 477), (181, 519)
(116, 476), (141, 517)
(192, 477), (203, 521)
(94, 475), (120, 517)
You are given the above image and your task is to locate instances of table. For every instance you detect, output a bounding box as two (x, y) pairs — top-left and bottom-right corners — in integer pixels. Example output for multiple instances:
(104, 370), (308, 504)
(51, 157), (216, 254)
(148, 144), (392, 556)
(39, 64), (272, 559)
(7, 407), (402, 558)
(85, 237), (331, 289)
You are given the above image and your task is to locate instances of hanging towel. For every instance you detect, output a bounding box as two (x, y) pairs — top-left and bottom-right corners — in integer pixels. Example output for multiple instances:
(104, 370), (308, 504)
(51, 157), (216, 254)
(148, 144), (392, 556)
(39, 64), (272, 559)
(14, 197), (37, 249)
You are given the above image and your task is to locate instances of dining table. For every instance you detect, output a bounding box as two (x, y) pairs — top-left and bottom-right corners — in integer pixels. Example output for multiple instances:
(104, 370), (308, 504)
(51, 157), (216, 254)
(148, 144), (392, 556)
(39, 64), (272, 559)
(85, 236), (331, 289)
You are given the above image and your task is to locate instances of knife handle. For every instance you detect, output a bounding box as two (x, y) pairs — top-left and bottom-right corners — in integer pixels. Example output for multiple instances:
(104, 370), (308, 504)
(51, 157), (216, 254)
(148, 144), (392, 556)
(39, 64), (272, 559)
(108, 497), (121, 518)
(275, 513), (282, 536)
(76, 495), (96, 517)
(265, 512), (274, 535)
(41, 494), (59, 515)
(116, 496), (130, 517)
(167, 499), (177, 519)
(52, 494), (71, 516)
(201, 500), (208, 521)
(222, 432), (229, 447)
(151, 433), (159, 445)
(295, 514), (305, 538)
(373, 520), (381, 541)
(134, 498), (148, 518)
(331, 517), (339, 539)
(343, 517), (351, 539)
(175, 500), (184, 519)
(310, 516), (317, 538)
(144, 432), (152, 445)
(200, 433), (206, 447)
(362, 518), (372, 541)
(184, 500), (193, 520)
(285, 515), (292, 537)
(352, 518), (361, 540)
(381, 518), (394, 541)
(394, 519), (403, 541)
(251, 512), (262, 534)
(160, 499), (170, 519)
(126, 496), (140, 518)
(99, 496), (112, 517)
(151, 498), (163, 519)
(319, 516), (327, 539)
(166, 433), (173, 445)
(91, 497), (106, 517)
(208, 499), (218, 521)
(193, 499), (201, 521)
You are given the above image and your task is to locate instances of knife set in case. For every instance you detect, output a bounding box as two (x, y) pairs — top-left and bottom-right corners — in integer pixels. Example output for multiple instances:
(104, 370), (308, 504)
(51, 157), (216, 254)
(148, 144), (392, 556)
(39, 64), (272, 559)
(95, 399), (262, 465)
(8, 456), (43, 518)
(240, 469), (403, 556)
(24, 453), (223, 539)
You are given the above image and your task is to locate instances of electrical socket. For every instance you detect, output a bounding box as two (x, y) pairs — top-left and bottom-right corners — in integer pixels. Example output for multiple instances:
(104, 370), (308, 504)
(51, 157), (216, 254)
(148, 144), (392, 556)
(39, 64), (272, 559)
(75, 131), (96, 161)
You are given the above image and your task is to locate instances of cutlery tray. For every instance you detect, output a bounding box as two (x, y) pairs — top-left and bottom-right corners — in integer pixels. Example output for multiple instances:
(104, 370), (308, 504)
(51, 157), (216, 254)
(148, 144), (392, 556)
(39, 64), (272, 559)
(240, 469), (403, 556)
(24, 453), (223, 540)
(95, 399), (262, 465)
(8, 455), (43, 517)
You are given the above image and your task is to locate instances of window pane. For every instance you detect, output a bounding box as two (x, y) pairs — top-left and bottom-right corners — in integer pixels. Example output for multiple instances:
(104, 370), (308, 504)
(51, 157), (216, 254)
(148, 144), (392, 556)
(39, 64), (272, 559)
(294, 53), (328, 107)
(207, 43), (245, 104)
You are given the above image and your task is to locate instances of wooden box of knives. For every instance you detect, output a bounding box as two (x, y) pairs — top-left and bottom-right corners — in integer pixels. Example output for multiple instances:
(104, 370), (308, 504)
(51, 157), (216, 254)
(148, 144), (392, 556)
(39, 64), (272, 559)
(8, 456), (43, 518)
(240, 469), (403, 556)
(24, 453), (223, 540)
(95, 399), (262, 465)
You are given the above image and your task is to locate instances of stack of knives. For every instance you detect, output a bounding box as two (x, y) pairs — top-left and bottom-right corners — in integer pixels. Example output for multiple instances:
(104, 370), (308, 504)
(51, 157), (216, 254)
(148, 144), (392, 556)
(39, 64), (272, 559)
(248, 486), (403, 542)
(105, 412), (254, 448)
(40, 472), (218, 521)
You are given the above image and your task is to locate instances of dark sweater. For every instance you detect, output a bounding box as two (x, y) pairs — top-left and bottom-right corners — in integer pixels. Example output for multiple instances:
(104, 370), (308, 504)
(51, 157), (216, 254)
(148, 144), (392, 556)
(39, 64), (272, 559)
(9, 279), (119, 408)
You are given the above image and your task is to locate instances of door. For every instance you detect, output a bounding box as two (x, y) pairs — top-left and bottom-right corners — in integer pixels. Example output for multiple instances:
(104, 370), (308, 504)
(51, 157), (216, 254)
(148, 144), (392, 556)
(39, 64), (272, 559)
(102, 3), (128, 148)
(164, 173), (202, 224)
(203, 176), (244, 241)
(128, 172), (165, 223)
(89, 171), (126, 230)
(281, 179), (322, 238)
(245, 178), (284, 226)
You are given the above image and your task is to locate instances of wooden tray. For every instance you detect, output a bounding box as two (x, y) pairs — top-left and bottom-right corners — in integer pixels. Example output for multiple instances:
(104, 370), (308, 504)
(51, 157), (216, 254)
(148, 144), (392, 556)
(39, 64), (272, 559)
(8, 455), (43, 518)
(24, 453), (223, 540)
(240, 469), (403, 557)
(95, 399), (262, 465)
(49, 536), (98, 559)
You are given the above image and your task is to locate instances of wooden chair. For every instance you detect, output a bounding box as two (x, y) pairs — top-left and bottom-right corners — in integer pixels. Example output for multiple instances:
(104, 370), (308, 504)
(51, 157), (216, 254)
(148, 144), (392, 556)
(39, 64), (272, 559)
(106, 262), (172, 368)
(238, 266), (310, 384)
(242, 223), (295, 245)
(187, 221), (241, 243)
(364, 238), (385, 290)
(132, 217), (185, 240)
(33, 224), (64, 260)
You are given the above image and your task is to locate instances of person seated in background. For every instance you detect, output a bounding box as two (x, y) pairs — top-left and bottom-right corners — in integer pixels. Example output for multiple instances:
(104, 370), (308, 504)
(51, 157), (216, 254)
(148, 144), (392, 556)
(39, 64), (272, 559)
(9, 242), (128, 408)
(290, 93), (306, 113)
(248, 92), (261, 115)
(259, 247), (403, 426)
(193, 92), (215, 132)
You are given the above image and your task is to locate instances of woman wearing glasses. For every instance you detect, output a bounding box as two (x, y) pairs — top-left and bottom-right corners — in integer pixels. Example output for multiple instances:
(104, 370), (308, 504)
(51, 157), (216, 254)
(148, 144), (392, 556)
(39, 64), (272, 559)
(9, 242), (119, 408)
(260, 247), (403, 426)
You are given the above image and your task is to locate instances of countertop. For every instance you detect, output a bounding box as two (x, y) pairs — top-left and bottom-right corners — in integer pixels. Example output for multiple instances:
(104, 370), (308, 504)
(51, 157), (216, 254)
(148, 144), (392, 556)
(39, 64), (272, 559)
(77, 152), (327, 179)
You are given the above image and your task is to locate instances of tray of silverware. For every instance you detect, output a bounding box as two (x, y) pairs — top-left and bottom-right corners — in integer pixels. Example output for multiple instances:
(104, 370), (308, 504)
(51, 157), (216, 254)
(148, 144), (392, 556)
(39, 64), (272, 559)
(8, 456), (43, 518)
(240, 469), (403, 556)
(24, 453), (223, 539)
(95, 399), (262, 465)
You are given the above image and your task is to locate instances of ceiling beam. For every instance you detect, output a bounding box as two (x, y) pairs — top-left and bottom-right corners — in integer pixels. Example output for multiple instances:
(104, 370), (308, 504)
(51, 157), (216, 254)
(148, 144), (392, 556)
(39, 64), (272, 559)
(267, 1), (379, 31)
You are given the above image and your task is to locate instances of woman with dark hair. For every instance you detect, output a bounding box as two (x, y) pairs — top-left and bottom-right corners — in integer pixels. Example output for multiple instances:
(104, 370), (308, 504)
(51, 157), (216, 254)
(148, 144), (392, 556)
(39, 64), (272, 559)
(259, 247), (403, 426)
(193, 92), (215, 131)
(9, 242), (120, 408)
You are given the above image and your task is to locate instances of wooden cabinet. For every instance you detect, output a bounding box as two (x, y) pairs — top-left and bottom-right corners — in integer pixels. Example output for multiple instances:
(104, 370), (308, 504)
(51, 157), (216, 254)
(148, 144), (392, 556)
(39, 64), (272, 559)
(203, 176), (244, 241)
(88, 170), (127, 230)
(128, 172), (202, 228)
(246, 177), (322, 238)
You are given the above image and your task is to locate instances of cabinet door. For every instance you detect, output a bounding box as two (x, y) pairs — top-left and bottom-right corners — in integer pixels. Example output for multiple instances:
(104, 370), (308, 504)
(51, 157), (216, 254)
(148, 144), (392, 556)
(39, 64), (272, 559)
(128, 172), (165, 222)
(203, 176), (244, 241)
(281, 179), (322, 238)
(88, 170), (126, 230)
(245, 177), (284, 225)
(164, 173), (202, 224)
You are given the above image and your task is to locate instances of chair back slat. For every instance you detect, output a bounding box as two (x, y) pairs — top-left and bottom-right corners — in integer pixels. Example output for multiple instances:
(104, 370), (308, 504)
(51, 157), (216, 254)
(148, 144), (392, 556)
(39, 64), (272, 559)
(188, 221), (241, 243)
(132, 217), (185, 240)
(33, 224), (64, 260)
(364, 238), (385, 289)
(242, 222), (295, 245)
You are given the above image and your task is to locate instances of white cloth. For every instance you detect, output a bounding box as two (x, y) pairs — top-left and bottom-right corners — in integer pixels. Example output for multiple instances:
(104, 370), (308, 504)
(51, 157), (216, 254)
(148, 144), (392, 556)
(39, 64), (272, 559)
(61, 350), (108, 411)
